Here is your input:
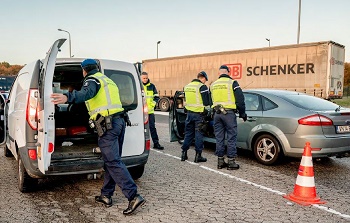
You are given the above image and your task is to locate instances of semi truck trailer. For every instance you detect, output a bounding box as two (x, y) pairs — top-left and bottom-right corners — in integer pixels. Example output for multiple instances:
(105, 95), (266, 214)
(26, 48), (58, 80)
(142, 41), (345, 111)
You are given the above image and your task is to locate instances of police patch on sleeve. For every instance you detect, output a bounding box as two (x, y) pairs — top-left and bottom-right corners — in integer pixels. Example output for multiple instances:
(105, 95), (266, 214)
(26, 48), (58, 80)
(84, 81), (89, 87)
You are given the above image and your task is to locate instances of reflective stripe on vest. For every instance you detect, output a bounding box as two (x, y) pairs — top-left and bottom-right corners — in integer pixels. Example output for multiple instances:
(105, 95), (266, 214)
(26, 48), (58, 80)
(184, 81), (204, 112)
(210, 77), (236, 109)
(85, 72), (124, 120)
(144, 83), (157, 114)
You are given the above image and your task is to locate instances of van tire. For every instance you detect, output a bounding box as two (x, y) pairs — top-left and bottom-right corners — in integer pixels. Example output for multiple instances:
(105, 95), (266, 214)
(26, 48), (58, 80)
(18, 155), (37, 192)
(158, 98), (170, 112)
(4, 145), (13, 157)
(128, 165), (145, 180)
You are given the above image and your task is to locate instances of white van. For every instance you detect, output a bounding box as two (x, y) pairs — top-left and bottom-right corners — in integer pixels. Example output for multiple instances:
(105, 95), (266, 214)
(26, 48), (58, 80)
(2, 39), (150, 192)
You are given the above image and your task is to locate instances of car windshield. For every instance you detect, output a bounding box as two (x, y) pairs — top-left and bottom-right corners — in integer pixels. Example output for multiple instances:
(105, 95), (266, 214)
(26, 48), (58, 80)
(279, 94), (340, 111)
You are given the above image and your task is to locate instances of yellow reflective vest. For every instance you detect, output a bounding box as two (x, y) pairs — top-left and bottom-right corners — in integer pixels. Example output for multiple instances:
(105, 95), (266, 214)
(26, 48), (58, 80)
(184, 80), (205, 113)
(85, 72), (124, 120)
(143, 82), (158, 114)
(210, 77), (237, 110)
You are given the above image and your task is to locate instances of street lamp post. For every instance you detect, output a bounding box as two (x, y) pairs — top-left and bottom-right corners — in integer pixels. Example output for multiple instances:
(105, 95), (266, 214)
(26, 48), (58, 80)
(266, 38), (270, 47)
(297, 0), (301, 44)
(157, 41), (161, 59)
(58, 28), (72, 58)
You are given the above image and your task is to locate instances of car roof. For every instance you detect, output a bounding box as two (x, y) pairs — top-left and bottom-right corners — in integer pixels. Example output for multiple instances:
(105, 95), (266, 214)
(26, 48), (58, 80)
(244, 89), (306, 96)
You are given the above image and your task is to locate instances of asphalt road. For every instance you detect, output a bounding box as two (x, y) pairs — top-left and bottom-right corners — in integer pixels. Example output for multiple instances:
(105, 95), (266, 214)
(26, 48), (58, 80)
(0, 112), (349, 223)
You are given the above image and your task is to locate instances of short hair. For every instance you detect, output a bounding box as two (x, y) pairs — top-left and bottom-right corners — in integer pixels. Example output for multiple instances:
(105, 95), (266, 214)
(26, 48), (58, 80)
(141, 72), (148, 75)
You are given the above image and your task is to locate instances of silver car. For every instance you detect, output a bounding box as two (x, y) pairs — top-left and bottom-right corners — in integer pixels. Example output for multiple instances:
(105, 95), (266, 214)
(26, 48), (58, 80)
(170, 89), (350, 165)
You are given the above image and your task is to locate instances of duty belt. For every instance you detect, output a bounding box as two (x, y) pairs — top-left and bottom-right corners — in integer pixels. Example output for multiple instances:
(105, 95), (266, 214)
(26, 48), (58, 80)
(111, 112), (124, 119)
(187, 110), (202, 114)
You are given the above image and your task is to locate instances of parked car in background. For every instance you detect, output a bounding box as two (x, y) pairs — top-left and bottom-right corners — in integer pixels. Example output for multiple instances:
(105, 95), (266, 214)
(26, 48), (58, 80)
(170, 89), (350, 165)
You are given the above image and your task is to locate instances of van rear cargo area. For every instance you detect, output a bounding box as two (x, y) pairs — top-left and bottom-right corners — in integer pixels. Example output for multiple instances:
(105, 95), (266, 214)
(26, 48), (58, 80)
(51, 64), (102, 168)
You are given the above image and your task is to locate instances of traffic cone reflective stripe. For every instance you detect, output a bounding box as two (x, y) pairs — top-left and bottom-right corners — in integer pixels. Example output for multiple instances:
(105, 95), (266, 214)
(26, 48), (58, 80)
(283, 142), (326, 206)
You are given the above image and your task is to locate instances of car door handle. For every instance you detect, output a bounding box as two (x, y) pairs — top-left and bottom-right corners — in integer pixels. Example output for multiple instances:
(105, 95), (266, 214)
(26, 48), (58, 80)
(246, 117), (257, 122)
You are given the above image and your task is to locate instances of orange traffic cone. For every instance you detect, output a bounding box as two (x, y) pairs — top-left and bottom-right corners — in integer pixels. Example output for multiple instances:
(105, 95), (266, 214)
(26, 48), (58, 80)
(283, 142), (326, 206)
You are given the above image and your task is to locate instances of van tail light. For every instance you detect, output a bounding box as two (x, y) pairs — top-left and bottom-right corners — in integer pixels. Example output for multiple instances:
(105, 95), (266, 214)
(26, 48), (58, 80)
(145, 139), (150, 151)
(142, 90), (149, 124)
(48, 142), (54, 153)
(28, 149), (37, 160)
(298, 114), (333, 126)
(26, 89), (39, 130)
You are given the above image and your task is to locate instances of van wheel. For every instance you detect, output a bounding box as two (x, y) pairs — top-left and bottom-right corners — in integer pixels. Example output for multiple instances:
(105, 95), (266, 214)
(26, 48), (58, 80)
(18, 155), (38, 192)
(158, 98), (170, 112)
(253, 134), (280, 165)
(4, 145), (13, 157)
(128, 165), (145, 180)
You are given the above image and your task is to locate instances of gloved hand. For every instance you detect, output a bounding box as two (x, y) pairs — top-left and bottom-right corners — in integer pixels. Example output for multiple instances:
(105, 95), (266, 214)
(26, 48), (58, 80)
(123, 112), (132, 126)
(240, 113), (247, 122)
(201, 108), (208, 116)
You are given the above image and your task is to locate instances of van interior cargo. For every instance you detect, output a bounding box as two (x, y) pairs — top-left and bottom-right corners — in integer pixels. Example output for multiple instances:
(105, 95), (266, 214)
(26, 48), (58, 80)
(52, 64), (100, 164)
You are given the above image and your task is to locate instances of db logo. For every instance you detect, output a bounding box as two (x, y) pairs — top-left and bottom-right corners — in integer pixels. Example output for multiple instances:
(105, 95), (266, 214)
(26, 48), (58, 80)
(222, 63), (242, 79)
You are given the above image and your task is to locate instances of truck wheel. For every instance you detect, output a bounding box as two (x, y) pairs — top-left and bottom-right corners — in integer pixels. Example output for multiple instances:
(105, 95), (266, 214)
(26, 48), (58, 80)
(253, 134), (281, 165)
(4, 145), (13, 157)
(128, 165), (145, 180)
(158, 98), (170, 112)
(18, 155), (37, 192)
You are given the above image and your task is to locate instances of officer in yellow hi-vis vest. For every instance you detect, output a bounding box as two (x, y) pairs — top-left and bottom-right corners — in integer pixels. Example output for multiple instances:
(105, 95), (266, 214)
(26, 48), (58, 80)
(141, 72), (164, 150)
(181, 71), (211, 163)
(210, 65), (247, 170)
(51, 59), (145, 215)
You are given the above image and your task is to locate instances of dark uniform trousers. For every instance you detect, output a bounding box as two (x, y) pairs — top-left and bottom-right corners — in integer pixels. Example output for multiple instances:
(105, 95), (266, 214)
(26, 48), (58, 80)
(181, 112), (204, 152)
(149, 113), (160, 145)
(213, 110), (238, 158)
(98, 116), (137, 201)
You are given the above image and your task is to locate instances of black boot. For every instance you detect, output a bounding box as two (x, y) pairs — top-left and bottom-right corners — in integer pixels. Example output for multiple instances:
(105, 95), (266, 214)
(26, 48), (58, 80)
(194, 152), (207, 163)
(227, 158), (240, 170)
(181, 150), (188, 161)
(95, 195), (112, 207)
(217, 157), (228, 169)
(123, 194), (146, 215)
(153, 143), (164, 150)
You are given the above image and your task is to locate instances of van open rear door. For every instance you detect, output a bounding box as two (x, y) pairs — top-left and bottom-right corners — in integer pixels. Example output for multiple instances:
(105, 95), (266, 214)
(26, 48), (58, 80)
(37, 39), (66, 174)
(0, 94), (6, 145)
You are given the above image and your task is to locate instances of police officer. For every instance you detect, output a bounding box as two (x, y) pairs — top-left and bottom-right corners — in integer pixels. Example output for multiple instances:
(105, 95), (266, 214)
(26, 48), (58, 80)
(181, 71), (211, 163)
(51, 59), (145, 215)
(210, 65), (247, 170)
(141, 72), (164, 150)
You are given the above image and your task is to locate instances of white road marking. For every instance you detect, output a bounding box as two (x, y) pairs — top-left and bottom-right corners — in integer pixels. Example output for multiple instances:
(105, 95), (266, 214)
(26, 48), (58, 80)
(154, 111), (169, 116)
(151, 148), (350, 220)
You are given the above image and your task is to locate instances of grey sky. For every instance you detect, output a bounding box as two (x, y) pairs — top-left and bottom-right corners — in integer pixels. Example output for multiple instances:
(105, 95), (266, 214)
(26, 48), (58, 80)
(1, 0), (349, 64)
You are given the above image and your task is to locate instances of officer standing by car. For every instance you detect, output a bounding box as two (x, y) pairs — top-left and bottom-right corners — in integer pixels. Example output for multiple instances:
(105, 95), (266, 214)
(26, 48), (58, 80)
(141, 71), (164, 150)
(51, 59), (145, 215)
(210, 65), (247, 170)
(180, 71), (211, 163)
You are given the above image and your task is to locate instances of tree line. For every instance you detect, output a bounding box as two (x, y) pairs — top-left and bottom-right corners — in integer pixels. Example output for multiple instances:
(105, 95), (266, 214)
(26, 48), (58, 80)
(344, 62), (350, 86)
(0, 62), (23, 76)
(1, 61), (350, 86)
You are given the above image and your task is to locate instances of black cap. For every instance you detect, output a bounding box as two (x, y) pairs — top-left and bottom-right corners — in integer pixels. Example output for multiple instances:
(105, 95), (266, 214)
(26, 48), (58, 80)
(219, 65), (230, 72)
(198, 71), (208, 81)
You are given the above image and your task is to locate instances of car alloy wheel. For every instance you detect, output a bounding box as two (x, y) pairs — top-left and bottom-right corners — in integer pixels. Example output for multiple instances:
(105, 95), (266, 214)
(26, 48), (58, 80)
(253, 134), (280, 165)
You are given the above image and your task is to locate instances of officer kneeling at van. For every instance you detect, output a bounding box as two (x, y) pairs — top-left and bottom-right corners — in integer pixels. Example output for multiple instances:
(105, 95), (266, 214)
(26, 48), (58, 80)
(51, 59), (145, 215)
(181, 71), (211, 163)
